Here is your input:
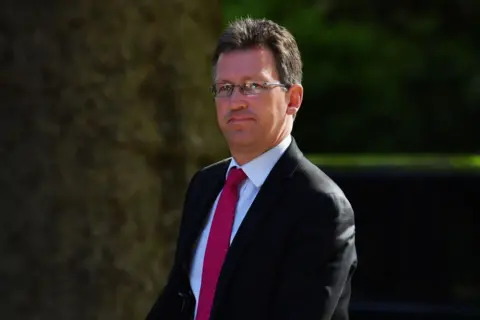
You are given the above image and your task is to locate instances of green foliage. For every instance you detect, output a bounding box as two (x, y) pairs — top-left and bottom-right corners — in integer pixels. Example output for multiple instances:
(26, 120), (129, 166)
(306, 154), (480, 171)
(223, 1), (480, 153)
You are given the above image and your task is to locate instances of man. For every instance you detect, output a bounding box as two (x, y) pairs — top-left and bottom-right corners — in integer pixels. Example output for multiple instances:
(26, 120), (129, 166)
(147, 18), (357, 320)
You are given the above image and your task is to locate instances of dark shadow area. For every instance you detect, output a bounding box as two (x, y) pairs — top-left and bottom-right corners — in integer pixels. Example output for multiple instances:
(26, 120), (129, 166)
(323, 168), (480, 320)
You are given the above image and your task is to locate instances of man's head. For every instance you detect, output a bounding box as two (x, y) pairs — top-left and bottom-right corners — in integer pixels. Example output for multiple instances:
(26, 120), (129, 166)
(211, 18), (303, 162)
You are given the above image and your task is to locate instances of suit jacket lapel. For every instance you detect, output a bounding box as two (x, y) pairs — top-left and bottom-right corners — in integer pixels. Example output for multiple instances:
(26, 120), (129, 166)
(211, 139), (303, 317)
(179, 160), (230, 274)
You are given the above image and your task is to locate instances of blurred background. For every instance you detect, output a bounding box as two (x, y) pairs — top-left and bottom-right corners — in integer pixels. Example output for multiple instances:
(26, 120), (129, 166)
(0, 0), (478, 319)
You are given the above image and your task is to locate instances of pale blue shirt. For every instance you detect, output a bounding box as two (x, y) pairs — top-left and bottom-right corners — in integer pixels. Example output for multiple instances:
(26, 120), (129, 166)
(189, 135), (292, 318)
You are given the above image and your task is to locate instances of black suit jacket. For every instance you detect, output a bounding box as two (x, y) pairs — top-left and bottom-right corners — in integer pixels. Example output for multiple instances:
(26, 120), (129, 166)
(146, 139), (357, 320)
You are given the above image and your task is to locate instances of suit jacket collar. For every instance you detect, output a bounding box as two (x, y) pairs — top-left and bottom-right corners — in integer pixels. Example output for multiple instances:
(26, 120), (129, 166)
(227, 135), (292, 188)
(180, 162), (227, 273)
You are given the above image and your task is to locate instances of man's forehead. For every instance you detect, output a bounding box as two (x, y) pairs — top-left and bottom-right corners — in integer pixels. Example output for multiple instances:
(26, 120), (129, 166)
(217, 47), (273, 64)
(215, 48), (278, 82)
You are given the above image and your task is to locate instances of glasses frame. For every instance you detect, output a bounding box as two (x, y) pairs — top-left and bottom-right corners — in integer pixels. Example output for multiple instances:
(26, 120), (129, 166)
(211, 81), (290, 98)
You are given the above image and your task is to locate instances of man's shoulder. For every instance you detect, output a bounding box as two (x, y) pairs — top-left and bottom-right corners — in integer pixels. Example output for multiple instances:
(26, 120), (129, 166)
(198, 157), (231, 174)
(185, 157), (231, 195)
(191, 157), (231, 182)
(294, 156), (346, 198)
(294, 156), (354, 221)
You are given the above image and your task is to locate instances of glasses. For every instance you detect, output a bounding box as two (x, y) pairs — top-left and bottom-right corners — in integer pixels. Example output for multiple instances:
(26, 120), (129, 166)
(211, 82), (289, 98)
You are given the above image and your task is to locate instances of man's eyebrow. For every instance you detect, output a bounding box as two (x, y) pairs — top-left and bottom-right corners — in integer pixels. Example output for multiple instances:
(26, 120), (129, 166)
(215, 76), (264, 83)
(214, 79), (233, 84)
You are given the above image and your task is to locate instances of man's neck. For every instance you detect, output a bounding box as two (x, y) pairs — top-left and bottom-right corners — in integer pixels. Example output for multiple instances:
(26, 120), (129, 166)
(230, 134), (290, 166)
(231, 150), (265, 166)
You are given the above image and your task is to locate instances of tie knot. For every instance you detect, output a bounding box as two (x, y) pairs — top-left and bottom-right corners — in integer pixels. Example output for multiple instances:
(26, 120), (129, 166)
(225, 167), (247, 188)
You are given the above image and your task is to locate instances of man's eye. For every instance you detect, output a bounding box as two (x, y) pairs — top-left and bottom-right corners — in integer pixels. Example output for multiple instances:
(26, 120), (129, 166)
(218, 84), (232, 92)
(248, 83), (262, 89)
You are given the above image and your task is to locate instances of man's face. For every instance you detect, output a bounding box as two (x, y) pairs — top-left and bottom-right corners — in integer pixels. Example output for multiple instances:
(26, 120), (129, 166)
(214, 47), (300, 154)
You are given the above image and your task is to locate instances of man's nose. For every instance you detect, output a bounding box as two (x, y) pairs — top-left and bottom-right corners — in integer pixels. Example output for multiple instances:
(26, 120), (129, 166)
(228, 87), (247, 110)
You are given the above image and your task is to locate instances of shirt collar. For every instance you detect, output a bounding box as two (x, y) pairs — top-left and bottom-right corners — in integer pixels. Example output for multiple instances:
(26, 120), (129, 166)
(226, 135), (292, 188)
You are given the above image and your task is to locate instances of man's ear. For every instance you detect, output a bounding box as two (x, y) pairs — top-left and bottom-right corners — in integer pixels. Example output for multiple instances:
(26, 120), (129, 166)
(286, 83), (303, 116)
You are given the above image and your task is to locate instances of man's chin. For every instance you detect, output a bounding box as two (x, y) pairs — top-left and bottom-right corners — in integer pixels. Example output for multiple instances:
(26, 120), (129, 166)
(225, 133), (256, 148)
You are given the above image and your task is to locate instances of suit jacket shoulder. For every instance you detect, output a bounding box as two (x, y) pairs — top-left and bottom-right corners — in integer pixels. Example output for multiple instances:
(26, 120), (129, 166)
(291, 157), (354, 229)
(182, 157), (230, 202)
(197, 157), (231, 179)
(295, 156), (348, 197)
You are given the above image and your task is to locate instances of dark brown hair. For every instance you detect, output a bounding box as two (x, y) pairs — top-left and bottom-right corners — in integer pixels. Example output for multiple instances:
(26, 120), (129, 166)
(212, 18), (303, 85)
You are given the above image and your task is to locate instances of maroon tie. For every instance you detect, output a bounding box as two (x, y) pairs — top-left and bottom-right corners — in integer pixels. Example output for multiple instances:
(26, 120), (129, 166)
(195, 167), (247, 320)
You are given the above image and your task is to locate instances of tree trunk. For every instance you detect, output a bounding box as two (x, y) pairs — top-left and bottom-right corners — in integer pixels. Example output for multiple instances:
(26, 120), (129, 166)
(0, 0), (224, 319)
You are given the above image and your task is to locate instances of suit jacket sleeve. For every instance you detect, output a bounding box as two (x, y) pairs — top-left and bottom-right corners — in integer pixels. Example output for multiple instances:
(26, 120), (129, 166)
(271, 192), (357, 320)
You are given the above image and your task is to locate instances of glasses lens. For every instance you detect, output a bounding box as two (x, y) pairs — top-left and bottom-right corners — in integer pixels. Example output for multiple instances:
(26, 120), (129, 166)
(242, 83), (265, 96)
(213, 84), (232, 97)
